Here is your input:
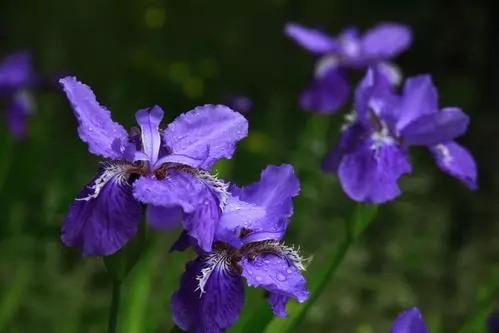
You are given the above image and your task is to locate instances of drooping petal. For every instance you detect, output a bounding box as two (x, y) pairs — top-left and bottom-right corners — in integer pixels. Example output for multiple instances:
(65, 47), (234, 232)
(0, 51), (33, 88)
(390, 307), (429, 333)
(430, 141), (477, 190)
(394, 75), (439, 131)
(132, 171), (206, 213)
(171, 257), (245, 333)
(134, 105), (164, 166)
(61, 162), (142, 256)
(267, 293), (289, 317)
(169, 231), (193, 253)
(163, 104), (248, 169)
(360, 23), (412, 60)
(59, 76), (128, 159)
(338, 140), (412, 203)
(215, 195), (266, 248)
(6, 90), (34, 138)
(240, 254), (309, 304)
(284, 22), (339, 55)
(300, 68), (350, 114)
(145, 205), (183, 229)
(182, 187), (221, 252)
(322, 121), (368, 174)
(401, 107), (469, 146)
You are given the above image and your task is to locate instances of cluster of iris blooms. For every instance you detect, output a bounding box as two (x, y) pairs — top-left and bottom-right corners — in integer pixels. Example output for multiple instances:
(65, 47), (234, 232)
(0, 20), (484, 333)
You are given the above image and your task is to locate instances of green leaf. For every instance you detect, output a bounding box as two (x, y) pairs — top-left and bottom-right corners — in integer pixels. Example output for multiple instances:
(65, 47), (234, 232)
(236, 203), (378, 333)
(104, 220), (148, 282)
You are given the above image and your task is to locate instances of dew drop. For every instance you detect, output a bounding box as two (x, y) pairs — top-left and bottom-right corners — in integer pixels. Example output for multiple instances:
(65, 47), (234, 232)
(255, 276), (263, 282)
(88, 127), (93, 132)
(286, 268), (293, 274)
(276, 273), (286, 282)
(264, 260), (270, 264)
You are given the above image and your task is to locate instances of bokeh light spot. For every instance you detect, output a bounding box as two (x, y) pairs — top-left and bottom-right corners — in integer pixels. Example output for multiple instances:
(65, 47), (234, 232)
(199, 58), (219, 78)
(144, 6), (165, 29)
(168, 62), (190, 83)
(182, 77), (204, 99)
(243, 131), (270, 154)
(356, 323), (374, 333)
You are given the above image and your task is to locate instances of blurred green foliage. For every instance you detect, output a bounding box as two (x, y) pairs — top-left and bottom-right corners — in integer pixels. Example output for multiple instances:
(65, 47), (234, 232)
(0, 0), (498, 332)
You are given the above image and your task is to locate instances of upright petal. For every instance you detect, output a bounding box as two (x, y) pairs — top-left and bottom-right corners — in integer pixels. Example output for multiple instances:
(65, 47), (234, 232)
(171, 257), (245, 333)
(182, 187), (221, 252)
(59, 76), (128, 159)
(430, 142), (477, 190)
(401, 107), (469, 146)
(240, 254), (309, 306)
(0, 51), (33, 88)
(300, 69), (350, 114)
(394, 75), (439, 131)
(145, 205), (183, 229)
(163, 104), (248, 169)
(284, 22), (339, 55)
(6, 90), (34, 138)
(132, 171), (206, 213)
(361, 23), (412, 60)
(322, 121), (368, 174)
(390, 307), (429, 333)
(134, 105), (164, 166)
(338, 140), (411, 203)
(61, 162), (142, 256)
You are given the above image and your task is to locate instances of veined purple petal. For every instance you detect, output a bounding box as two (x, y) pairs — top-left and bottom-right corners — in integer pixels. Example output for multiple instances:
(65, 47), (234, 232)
(145, 205), (183, 229)
(0, 51), (33, 88)
(171, 257), (245, 333)
(322, 121), (368, 174)
(132, 171), (206, 213)
(430, 141), (477, 190)
(361, 23), (412, 60)
(6, 90), (34, 138)
(182, 187), (221, 252)
(390, 307), (429, 333)
(59, 76), (128, 159)
(284, 22), (339, 55)
(338, 140), (411, 203)
(61, 162), (142, 256)
(154, 151), (209, 170)
(394, 75), (439, 131)
(134, 106), (164, 166)
(241, 254), (309, 304)
(163, 104), (248, 170)
(300, 68), (350, 114)
(401, 107), (469, 146)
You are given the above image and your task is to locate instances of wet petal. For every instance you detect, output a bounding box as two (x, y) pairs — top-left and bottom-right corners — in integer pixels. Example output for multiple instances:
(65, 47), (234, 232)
(401, 107), (469, 146)
(132, 171), (205, 213)
(390, 307), (429, 333)
(322, 121), (368, 174)
(0, 51), (33, 88)
(338, 140), (411, 203)
(61, 162), (142, 256)
(6, 90), (34, 138)
(284, 22), (339, 55)
(395, 75), (439, 131)
(163, 104), (248, 169)
(430, 142), (477, 190)
(361, 23), (412, 59)
(300, 69), (350, 114)
(134, 105), (164, 166)
(145, 205), (182, 229)
(241, 254), (309, 304)
(154, 151), (208, 169)
(59, 76), (128, 159)
(182, 188), (221, 252)
(171, 257), (244, 333)
(267, 293), (289, 317)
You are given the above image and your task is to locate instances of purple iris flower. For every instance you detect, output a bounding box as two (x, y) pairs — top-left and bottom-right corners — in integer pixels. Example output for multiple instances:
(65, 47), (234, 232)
(0, 51), (37, 138)
(487, 312), (499, 333)
(223, 94), (252, 114)
(284, 22), (412, 114)
(390, 307), (429, 333)
(170, 164), (309, 333)
(322, 67), (477, 203)
(59, 76), (248, 256)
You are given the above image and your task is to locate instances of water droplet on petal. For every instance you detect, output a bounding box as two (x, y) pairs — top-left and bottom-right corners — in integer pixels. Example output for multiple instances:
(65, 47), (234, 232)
(276, 273), (286, 282)
(286, 268), (293, 274)
(255, 276), (263, 282)
(264, 260), (270, 264)
(88, 127), (93, 132)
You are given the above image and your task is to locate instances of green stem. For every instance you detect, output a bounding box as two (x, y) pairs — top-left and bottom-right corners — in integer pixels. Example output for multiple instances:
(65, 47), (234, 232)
(107, 279), (122, 333)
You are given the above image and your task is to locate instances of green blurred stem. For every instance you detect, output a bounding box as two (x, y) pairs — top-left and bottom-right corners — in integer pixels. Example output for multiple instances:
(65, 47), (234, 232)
(107, 279), (122, 333)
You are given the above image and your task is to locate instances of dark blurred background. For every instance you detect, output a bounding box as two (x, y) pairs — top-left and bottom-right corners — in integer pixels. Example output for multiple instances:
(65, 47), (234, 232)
(0, 0), (498, 332)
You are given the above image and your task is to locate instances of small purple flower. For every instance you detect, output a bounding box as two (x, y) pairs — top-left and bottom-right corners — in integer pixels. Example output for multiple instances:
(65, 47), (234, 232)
(59, 76), (248, 256)
(170, 164), (309, 333)
(390, 307), (429, 333)
(284, 22), (412, 114)
(0, 51), (37, 138)
(322, 67), (477, 203)
(223, 94), (252, 114)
